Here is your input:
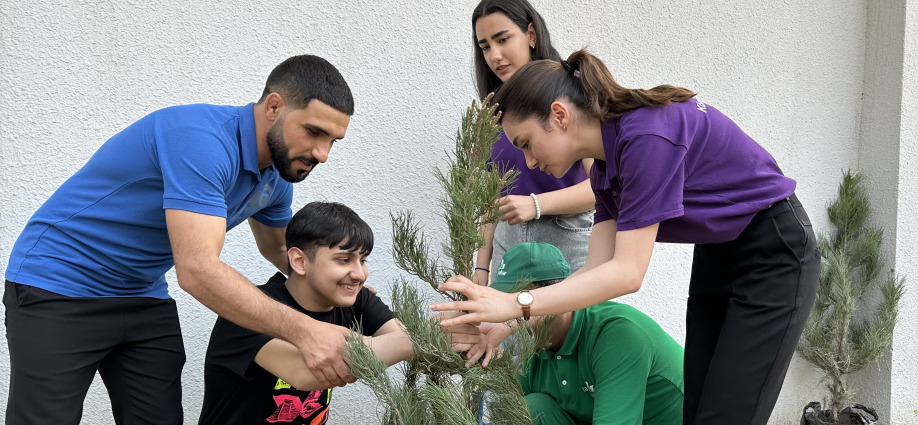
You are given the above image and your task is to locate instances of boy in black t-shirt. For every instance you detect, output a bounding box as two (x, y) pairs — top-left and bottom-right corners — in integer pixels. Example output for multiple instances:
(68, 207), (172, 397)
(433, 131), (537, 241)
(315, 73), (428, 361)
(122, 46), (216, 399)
(199, 202), (487, 424)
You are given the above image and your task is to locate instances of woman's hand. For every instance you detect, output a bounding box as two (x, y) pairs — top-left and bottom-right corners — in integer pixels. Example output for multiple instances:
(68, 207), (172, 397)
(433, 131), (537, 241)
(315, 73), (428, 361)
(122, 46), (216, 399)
(431, 275), (519, 326)
(498, 195), (538, 225)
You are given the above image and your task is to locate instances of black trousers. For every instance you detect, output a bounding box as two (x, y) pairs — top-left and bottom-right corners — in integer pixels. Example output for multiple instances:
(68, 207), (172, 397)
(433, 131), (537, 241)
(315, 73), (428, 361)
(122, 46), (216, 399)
(4, 280), (185, 425)
(684, 195), (819, 425)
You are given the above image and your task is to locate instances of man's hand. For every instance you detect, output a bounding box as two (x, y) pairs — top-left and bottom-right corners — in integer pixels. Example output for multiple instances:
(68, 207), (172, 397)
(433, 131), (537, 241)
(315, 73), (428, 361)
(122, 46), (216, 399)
(295, 321), (355, 388)
(443, 320), (498, 368)
(479, 321), (514, 347)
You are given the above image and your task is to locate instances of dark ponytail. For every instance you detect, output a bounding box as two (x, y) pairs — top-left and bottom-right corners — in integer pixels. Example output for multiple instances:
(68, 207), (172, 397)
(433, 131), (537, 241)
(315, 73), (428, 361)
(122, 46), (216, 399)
(493, 49), (696, 124)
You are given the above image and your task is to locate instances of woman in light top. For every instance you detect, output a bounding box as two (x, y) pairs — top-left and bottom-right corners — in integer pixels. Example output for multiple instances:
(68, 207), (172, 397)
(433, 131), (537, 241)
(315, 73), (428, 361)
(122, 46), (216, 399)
(435, 50), (820, 425)
(470, 0), (595, 285)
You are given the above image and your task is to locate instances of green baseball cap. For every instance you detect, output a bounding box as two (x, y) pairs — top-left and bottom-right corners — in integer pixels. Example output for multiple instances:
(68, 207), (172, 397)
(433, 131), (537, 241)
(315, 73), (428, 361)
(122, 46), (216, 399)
(490, 242), (571, 293)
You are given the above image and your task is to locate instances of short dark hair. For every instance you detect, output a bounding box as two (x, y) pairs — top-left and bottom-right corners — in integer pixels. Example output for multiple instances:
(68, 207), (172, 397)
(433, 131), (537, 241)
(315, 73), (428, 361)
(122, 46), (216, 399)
(471, 0), (561, 100)
(257, 55), (354, 115)
(285, 202), (373, 262)
(533, 278), (564, 288)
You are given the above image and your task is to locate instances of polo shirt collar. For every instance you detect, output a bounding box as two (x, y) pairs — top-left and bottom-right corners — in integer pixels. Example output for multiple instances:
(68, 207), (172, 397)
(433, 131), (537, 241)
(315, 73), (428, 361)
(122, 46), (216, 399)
(537, 309), (584, 359)
(238, 103), (261, 176)
(598, 119), (619, 178)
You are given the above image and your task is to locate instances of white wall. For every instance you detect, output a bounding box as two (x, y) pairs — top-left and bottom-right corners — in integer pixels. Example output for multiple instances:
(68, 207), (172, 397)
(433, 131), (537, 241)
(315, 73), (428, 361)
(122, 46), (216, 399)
(2, 1), (909, 424)
(855, 0), (904, 417)
(890, 1), (918, 423)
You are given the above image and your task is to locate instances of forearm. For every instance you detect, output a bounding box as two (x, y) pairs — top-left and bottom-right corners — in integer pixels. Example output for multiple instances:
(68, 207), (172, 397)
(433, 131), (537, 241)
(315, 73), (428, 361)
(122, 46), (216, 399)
(534, 179), (595, 216)
(170, 209), (350, 387)
(476, 223), (495, 269)
(258, 330), (412, 391)
(528, 259), (643, 316)
(261, 251), (288, 273)
(434, 223), (656, 326)
(177, 260), (316, 344)
(248, 218), (289, 272)
(364, 331), (415, 365)
(472, 223), (495, 285)
(526, 220), (650, 315)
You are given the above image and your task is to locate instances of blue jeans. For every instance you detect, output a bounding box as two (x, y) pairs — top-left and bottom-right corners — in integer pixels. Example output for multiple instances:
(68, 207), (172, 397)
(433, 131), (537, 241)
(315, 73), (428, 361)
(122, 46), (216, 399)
(491, 210), (594, 274)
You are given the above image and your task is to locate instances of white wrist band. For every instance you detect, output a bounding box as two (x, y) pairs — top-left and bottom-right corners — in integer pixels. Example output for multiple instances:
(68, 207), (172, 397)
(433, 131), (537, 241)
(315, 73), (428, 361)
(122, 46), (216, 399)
(530, 193), (541, 220)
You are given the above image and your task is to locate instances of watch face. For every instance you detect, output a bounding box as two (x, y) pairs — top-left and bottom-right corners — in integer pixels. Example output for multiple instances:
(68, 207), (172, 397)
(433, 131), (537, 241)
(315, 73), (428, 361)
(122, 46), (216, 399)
(518, 292), (534, 305)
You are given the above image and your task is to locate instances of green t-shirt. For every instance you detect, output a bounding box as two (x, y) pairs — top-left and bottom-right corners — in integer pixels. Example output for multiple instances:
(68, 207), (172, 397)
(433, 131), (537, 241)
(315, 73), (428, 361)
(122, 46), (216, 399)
(518, 301), (684, 425)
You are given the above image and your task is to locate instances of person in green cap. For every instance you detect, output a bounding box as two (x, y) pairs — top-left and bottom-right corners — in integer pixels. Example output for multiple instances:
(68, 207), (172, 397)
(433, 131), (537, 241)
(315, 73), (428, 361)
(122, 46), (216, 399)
(491, 242), (684, 425)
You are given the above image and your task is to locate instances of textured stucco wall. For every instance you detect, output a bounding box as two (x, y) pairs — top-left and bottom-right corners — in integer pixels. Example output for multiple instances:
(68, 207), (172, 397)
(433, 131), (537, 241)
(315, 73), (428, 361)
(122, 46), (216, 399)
(891, 1), (918, 423)
(855, 0), (904, 419)
(0, 1), (885, 424)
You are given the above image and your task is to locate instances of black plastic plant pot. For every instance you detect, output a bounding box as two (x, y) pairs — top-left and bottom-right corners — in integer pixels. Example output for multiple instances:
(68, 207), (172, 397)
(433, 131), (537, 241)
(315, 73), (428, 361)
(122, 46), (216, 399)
(800, 401), (879, 425)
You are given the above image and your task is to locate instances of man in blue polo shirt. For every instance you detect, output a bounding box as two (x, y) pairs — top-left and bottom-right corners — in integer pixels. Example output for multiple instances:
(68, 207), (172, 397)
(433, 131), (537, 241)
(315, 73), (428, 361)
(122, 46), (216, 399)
(4, 55), (356, 424)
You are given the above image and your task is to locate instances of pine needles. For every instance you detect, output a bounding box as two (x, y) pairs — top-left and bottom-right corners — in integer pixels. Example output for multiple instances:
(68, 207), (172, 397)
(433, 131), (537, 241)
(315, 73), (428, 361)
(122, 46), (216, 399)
(392, 95), (517, 302)
(345, 279), (553, 425)
(796, 170), (905, 421)
(344, 96), (549, 424)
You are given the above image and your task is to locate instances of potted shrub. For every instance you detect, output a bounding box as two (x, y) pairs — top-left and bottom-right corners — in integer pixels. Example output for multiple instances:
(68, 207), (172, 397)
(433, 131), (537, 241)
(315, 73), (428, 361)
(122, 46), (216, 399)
(796, 171), (905, 425)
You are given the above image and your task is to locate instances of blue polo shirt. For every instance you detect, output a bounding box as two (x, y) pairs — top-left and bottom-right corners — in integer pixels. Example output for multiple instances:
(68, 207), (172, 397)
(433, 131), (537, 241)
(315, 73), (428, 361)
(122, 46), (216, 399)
(6, 103), (293, 298)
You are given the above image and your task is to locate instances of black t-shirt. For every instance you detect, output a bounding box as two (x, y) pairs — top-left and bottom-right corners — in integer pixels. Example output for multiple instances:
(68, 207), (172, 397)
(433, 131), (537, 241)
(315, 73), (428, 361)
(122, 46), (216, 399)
(198, 272), (394, 425)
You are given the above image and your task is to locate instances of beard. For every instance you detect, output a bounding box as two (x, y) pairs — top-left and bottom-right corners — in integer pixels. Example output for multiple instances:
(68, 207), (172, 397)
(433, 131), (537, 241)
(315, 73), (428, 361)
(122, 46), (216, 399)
(266, 119), (319, 183)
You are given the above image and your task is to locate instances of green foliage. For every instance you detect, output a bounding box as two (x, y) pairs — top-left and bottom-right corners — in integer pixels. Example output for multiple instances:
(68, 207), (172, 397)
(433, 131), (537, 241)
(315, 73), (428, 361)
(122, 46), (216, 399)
(345, 280), (553, 425)
(346, 97), (549, 424)
(796, 171), (905, 421)
(391, 95), (517, 302)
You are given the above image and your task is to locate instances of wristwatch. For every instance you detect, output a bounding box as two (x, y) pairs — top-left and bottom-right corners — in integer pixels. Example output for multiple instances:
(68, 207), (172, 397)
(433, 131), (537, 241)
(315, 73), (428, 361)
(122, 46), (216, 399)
(517, 291), (534, 321)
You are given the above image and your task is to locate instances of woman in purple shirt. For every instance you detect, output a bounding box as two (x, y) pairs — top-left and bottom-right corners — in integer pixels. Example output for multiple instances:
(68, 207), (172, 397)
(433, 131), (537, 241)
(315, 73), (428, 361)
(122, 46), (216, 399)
(470, 0), (595, 285)
(435, 50), (819, 425)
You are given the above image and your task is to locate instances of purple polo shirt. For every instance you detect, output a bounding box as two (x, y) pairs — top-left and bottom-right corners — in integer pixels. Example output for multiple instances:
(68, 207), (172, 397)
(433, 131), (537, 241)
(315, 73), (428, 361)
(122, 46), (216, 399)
(491, 133), (588, 197)
(591, 98), (795, 244)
